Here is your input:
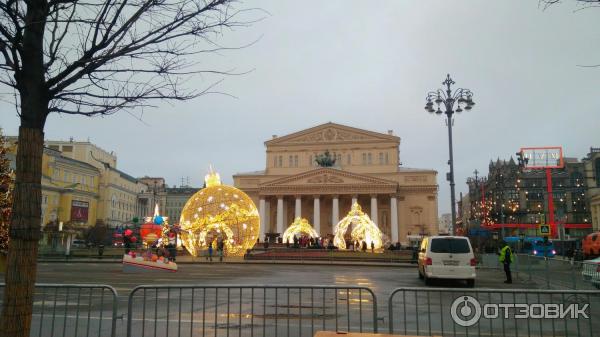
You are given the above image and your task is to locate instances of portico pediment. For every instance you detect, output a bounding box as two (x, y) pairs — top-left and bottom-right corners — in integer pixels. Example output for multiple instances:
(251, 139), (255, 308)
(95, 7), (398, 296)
(265, 122), (399, 146)
(259, 168), (398, 195)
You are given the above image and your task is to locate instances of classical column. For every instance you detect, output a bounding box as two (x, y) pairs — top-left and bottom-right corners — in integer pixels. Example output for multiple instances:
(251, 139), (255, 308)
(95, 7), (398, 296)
(295, 196), (302, 218)
(332, 195), (339, 228)
(313, 196), (320, 236)
(277, 196), (284, 234)
(259, 198), (266, 240)
(265, 200), (271, 233)
(391, 195), (399, 243)
(370, 195), (378, 225)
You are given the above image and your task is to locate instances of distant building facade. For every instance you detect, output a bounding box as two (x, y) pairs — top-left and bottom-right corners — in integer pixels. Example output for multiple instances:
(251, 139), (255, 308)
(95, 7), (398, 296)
(136, 177), (199, 224)
(582, 147), (600, 232)
(438, 213), (452, 234)
(233, 122), (439, 245)
(6, 137), (146, 228)
(44, 139), (147, 227)
(465, 156), (592, 238)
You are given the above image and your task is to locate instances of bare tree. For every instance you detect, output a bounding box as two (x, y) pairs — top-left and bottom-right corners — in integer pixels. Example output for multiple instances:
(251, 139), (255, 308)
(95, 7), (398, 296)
(0, 1), (255, 335)
(540, 0), (600, 10)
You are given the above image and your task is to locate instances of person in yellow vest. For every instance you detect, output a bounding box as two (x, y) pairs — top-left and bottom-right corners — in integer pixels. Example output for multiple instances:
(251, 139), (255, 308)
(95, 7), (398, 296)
(499, 241), (515, 284)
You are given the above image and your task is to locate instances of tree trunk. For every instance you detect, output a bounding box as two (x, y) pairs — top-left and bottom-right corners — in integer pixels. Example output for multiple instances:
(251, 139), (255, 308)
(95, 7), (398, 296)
(1, 128), (44, 337)
(1, 1), (48, 336)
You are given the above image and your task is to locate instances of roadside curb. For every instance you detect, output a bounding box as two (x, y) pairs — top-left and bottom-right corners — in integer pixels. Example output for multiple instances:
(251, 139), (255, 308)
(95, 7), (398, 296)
(38, 258), (417, 268)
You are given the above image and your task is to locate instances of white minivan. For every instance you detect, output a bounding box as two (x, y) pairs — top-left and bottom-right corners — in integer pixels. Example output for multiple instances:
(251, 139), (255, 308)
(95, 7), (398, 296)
(418, 236), (476, 287)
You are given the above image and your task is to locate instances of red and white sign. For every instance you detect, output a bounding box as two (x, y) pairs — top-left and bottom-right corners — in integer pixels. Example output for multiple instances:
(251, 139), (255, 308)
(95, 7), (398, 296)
(520, 146), (564, 169)
(71, 200), (89, 222)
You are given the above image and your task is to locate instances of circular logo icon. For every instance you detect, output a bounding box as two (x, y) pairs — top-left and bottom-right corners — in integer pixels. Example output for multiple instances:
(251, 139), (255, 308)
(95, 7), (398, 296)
(451, 295), (482, 327)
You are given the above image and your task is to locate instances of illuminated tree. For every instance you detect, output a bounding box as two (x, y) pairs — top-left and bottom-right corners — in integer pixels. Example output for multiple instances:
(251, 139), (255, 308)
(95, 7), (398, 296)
(0, 129), (12, 256)
(0, 1), (256, 335)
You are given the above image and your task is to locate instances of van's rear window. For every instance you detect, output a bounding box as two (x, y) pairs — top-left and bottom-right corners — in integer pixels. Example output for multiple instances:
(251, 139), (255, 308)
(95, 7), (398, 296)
(430, 238), (470, 253)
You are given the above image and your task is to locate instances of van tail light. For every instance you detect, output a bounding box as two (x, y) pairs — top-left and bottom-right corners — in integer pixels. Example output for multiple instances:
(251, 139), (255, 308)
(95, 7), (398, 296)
(425, 257), (432, 265)
(470, 258), (477, 266)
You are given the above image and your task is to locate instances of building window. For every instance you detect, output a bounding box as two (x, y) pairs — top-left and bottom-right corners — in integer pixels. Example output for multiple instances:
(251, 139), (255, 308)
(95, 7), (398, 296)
(385, 152), (389, 165)
(64, 172), (68, 181)
(337, 154), (341, 164)
(288, 155), (293, 167)
(362, 153), (367, 165)
(367, 153), (372, 165)
(273, 156), (277, 167)
(347, 154), (351, 165)
(379, 152), (384, 165)
(294, 155), (298, 167)
(278, 156), (282, 167)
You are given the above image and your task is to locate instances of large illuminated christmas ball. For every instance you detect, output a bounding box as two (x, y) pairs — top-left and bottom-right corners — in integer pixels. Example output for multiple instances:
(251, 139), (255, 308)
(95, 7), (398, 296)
(179, 170), (260, 257)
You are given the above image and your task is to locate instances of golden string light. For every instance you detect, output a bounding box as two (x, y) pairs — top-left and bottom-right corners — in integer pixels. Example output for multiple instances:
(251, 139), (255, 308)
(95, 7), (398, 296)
(333, 202), (383, 250)
(179, 169), (260, 257)
(282, 217), (318, 244)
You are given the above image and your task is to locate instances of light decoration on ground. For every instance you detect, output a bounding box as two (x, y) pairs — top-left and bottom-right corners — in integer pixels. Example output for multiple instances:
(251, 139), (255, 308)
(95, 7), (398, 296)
(282, 217), (319, 244)
(333, 202), (383, 250)
(179, 168), (260, 257)
(142, 203), (170, 245)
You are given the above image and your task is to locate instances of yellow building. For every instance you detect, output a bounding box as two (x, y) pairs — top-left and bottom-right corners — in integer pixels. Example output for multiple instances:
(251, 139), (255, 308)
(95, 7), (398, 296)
(41, 147), (100, 227)
(44, 139), (146, 227)
(233, 123), (439, 246)
(4, 137), (102, 228)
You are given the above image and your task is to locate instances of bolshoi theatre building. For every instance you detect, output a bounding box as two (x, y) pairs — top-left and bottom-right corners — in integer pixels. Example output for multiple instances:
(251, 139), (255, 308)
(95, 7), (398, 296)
(233, 123), (439, 246)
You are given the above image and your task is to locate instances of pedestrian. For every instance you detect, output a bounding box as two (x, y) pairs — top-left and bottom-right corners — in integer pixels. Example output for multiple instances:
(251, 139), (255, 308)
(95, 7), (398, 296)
(370, 241), (374, 253)
(498, 241), (515, 284)
(167, 230), (177, 262)
(361, 241), (367, 252)
(207, 241), (213, 262)
(217, 238), (224, 262)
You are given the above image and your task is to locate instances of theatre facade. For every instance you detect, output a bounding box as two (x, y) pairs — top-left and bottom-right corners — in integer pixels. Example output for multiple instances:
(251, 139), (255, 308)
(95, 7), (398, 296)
(233, 123), (439, 245)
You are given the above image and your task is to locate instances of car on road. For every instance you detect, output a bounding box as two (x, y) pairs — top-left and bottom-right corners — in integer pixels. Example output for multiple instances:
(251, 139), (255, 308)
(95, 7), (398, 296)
(417, 235), (476, 287)
(581, 256), (600, 289)
(71, 239), (87, 249)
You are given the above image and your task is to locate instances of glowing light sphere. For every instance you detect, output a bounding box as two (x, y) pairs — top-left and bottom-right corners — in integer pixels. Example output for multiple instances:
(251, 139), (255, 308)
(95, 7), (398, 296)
(282, 217), (319, 244)
(333, 202), (383, 250)
(179, 169), (260, 257)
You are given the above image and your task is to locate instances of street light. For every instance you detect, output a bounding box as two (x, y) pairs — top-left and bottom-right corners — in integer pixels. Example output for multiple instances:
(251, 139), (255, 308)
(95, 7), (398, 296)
(425, 74), (475, 235)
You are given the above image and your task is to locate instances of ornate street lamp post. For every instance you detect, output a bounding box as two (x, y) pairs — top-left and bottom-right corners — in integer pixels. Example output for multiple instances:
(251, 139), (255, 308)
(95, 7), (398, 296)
(425, 74), (475, 235)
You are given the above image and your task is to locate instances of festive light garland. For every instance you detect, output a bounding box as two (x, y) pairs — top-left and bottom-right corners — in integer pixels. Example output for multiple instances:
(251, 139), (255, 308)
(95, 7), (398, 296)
(333, 202), (382, 250)
(282, 217), (318, 244)
(179, 169), (259, 257)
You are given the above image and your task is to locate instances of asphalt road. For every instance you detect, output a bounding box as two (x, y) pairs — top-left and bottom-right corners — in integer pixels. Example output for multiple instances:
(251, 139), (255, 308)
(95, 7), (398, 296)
(2, 263), (597, 337)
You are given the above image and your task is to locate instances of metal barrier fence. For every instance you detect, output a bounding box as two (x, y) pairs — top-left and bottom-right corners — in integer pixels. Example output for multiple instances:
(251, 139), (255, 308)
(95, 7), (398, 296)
(3, 282), (599, 337)
(479, 253), (600, 290)
(388, 287), (600, 337)
(0, 283), (118, 337)
(126, 285), (378, 337)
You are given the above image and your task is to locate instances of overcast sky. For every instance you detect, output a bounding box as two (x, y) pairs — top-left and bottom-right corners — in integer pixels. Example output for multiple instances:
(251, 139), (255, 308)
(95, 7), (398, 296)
(1, 0), (599, 215)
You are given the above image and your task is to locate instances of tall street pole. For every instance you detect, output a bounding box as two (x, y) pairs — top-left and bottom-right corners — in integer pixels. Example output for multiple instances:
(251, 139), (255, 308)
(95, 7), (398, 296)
(425, 74), (475, 236)
(446, 113), (457, 235)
